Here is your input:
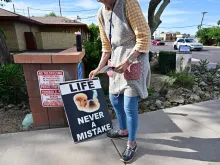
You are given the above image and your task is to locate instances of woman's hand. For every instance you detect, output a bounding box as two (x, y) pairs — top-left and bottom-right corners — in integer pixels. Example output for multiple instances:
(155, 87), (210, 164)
(114, 60), (130, 74)
(89, 68), (99, 80)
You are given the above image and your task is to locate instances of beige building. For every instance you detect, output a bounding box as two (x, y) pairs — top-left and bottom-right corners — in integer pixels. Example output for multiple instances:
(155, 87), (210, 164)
(0, 9), (89, 51)
(158, 33), (177, 42)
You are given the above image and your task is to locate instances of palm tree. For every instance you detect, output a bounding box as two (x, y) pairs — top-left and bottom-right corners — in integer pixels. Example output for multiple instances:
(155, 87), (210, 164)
(217, 20), (220, 26)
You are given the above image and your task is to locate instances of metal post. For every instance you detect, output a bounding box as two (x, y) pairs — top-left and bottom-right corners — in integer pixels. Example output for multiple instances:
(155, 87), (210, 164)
(28, 7), (30, 18)
(13, 4), (15, 13)
(59, 0), (62, 16)
(200, 12), (207, 28)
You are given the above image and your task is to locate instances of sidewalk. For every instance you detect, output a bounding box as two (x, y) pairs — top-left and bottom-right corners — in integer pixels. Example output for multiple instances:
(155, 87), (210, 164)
(0, 100), (220, 165)
(203, 45), (220, 49)
(192, 58), (219, 69)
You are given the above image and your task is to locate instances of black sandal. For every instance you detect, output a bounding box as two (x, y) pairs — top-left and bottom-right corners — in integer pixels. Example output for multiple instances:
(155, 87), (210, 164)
(106, 130), (128, 138)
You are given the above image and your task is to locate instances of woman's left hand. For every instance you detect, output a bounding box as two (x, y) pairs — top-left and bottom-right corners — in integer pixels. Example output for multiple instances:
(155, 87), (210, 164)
(114, 60), (130, 73)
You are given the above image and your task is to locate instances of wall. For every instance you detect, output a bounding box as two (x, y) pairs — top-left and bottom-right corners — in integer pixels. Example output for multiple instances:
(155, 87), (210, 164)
(15, 22), (40, 51)
(40, 26), (89, 44)
(0, 22), (19, 51)
(40, 32), (76, 50)
(35, 32), (43, 49)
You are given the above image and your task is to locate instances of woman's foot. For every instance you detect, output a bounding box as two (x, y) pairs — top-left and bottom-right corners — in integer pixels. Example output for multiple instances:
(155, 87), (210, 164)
(107, 130), (128, 138)
(120, 144), (137, 163)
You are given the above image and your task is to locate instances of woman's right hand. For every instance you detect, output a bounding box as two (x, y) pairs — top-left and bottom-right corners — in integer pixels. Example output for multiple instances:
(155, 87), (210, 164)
(89, 68), (99, 80)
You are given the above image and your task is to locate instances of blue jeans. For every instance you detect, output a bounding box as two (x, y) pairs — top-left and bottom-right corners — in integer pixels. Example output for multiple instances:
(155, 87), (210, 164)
(109, 94), (139, 141)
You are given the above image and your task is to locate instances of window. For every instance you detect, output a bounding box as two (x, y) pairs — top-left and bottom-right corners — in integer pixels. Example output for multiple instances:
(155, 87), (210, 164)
(177, 39), (184, 42)
(185, 39), (195, 43)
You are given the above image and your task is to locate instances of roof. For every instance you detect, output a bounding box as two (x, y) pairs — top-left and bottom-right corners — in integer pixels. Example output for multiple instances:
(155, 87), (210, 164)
(0, 8), (89, 30)
(0, 8), (18, 17)
(31, 17), (83, 25)
(0, 8), (42, 24)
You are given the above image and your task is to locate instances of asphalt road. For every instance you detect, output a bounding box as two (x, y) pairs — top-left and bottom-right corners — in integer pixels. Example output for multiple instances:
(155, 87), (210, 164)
(150, 42), (220, 64)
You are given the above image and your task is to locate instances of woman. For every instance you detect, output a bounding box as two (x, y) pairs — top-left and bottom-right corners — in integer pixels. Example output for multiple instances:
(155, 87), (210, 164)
(89, 0), (151, 162)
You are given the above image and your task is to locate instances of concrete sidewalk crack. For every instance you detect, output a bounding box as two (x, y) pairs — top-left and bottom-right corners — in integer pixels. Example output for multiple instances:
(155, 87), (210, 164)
(186, 117), (220, 135)
(111, 139), (126, 165)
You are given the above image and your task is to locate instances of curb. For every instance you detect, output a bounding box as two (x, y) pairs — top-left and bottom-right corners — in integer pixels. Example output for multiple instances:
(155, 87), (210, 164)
(203, 46), (220, 49)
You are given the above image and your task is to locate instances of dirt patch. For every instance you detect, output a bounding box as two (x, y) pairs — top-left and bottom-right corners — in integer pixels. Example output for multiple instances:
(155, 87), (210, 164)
(0, 103), (31, 134)
(0, 109), (26, 134)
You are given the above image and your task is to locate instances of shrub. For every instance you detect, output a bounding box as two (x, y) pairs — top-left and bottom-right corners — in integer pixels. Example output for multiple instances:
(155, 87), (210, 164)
(82, 24), (102, 75)
(0, 64), (28, 104)
(83, 39), (102, 74)
(167, 71), (195, 88)
(158, 51), (176, 74)
(0, 29), (6, 39)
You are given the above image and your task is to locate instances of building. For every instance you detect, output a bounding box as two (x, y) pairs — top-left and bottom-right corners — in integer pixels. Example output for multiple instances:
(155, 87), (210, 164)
(158, 33), (177, 42)
(0, 8), (89, 51)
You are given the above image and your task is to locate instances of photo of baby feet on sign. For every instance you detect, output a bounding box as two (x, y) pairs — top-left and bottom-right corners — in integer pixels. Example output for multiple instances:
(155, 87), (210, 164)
(73, 90), (100, 113)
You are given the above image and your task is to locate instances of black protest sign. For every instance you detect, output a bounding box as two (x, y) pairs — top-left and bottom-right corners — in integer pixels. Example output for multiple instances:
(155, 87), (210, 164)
(59, 78), (112, 143)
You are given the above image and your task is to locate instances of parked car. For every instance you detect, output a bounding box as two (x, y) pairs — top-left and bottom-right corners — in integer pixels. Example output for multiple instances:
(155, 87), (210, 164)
(173, 38), (203, 51)
(152, 39), (165, 46)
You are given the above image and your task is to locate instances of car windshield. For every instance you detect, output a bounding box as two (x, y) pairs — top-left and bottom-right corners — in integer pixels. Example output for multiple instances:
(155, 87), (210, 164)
(185, 39), (195, 43)
(156, 39), (161, 41)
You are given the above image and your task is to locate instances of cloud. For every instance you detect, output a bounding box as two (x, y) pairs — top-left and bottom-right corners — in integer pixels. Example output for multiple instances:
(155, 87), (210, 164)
(162, 10), (198, 16)
(74, 0), (101, 9)
(161, 17), (188, 24)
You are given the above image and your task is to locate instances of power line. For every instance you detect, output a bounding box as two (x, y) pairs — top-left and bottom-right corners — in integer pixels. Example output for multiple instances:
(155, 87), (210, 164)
(159, 25), (199, 29)
(28, 7), (99, 13)
(204, 19), (219, 23)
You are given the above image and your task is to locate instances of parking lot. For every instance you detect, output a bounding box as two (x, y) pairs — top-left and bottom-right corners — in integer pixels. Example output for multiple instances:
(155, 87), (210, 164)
(150, 42), (220, 64)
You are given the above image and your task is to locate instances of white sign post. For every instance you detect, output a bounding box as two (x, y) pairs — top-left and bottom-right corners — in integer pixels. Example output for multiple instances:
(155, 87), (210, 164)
(37, 70), (65, 107)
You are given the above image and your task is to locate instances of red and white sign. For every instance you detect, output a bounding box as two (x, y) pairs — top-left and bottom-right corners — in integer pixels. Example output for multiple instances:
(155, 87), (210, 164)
(37, 70), (65, 107)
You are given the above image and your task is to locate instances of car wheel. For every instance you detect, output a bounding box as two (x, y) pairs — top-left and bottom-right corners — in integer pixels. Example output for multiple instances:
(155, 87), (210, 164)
(174, 45), (177, 50)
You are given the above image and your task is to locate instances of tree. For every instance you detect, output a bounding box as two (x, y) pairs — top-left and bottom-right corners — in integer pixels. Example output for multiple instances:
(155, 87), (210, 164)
(196, 27), (220, 46)
(217, 20), (220, 26)
(176, 31), (181, 35)
(0, 0), (11, 6)
(0, 0), (12, 65)
(45, 12), (57, 17)
(148, 0), (170, 35)
(83, 24), (102, 75)
(196, 28), (212, 45)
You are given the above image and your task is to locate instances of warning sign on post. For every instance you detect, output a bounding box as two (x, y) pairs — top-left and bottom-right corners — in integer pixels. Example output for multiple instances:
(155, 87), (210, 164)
(37, 70), (65, 107)
(59, 78), (112, 143)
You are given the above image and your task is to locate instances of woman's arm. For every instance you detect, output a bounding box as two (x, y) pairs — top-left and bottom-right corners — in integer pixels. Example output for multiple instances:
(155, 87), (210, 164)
(125, 0), (151, 62)
(97, 14), (112, 70)
(97, 52), (111, 71)
(89, 14), (112, 79)
(114, 0), (151, 73)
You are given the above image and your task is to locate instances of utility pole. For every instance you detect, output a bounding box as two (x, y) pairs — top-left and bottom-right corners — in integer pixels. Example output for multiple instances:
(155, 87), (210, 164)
(27, 7), (30, 18)
(59, 0), (62, 16)
(200, 12), (208, 28)
(13, 4), (15, 13)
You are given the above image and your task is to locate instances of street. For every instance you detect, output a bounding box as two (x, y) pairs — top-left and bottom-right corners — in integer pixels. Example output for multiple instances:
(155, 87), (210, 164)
(150, 42), (220, 64)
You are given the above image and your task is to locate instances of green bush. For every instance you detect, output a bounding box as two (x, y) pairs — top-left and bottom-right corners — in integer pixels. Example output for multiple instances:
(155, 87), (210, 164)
(82, 24), (102, 76)
(167, 71), (195, 88)
(0, 28), (6, 39)
(0, 64), (28, 104)
(159, 51), (176, 74)
(83, 39), (102, 73)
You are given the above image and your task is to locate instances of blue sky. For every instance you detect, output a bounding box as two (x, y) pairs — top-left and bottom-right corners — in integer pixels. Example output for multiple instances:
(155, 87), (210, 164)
(2, 0), (220, 35)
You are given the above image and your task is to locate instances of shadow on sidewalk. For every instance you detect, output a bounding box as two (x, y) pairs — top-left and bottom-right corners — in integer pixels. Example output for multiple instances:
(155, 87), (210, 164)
(132, 136), (220, 162)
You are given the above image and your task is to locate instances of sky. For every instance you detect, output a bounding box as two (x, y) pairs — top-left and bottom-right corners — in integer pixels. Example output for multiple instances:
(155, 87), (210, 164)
(1, 0), (220, 35)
